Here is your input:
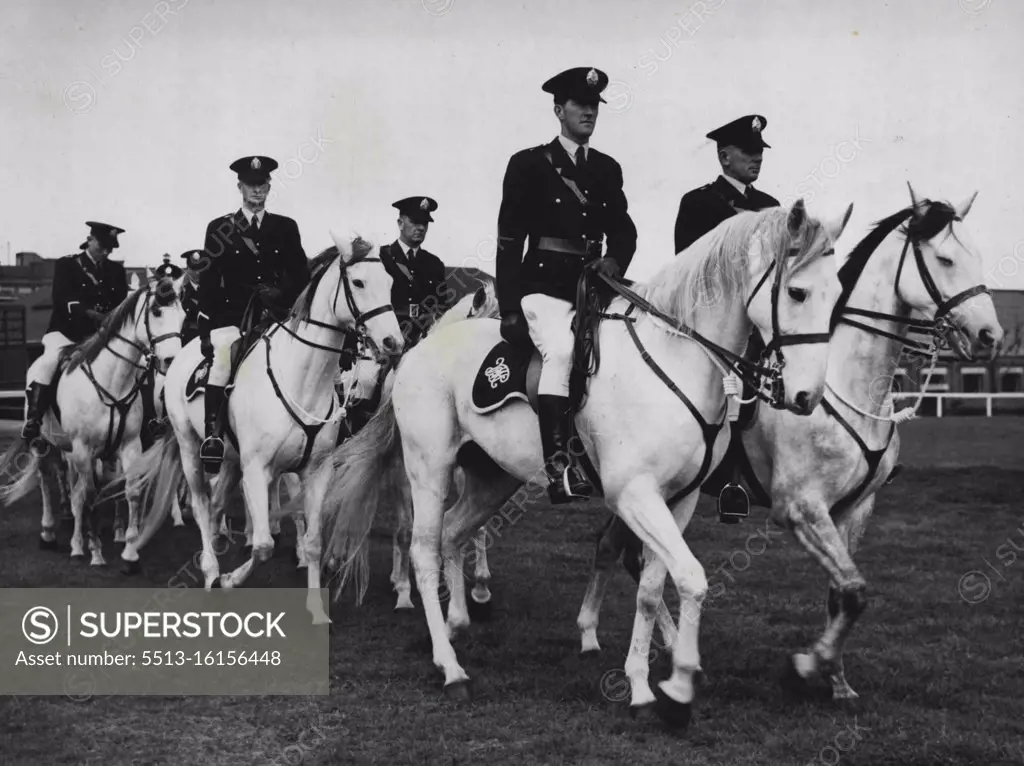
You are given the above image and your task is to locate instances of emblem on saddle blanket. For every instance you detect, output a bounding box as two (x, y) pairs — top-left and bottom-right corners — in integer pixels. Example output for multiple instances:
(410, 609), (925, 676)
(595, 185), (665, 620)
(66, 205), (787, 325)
(470, 340), (539, 414)
(184, 358), (211, 402)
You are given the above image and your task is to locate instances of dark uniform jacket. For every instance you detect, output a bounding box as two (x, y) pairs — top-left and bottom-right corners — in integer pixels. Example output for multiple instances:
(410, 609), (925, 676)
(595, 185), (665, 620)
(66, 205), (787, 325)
(673, 175), (780, 253)
(196, 210), (309, 334)
(47, 252), (129, 343)
(180, 278), (200, 345)
(496, 137), (637, 315)
(379, 241), (455, 347)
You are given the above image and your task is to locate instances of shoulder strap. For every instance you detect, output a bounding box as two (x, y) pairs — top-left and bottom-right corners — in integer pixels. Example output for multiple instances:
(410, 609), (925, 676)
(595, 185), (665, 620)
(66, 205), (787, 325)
(543, 149), (590, 207)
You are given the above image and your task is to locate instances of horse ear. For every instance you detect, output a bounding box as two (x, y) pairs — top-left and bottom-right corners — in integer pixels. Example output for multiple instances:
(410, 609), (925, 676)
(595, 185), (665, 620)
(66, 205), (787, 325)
(329, 230), (354, 263)
(787, 199), (807, 235)
(827, 202), (854, 242)
(907, 181), (923, 218)
(472, 286), (486, 312)
(955, 190), (979, 220)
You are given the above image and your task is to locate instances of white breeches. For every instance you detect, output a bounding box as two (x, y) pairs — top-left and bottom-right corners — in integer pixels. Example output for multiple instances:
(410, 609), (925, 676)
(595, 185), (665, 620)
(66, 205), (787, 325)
(207, 326), (242, 387)
(27, 332), (75, 385)
(520, 294), (575, 398)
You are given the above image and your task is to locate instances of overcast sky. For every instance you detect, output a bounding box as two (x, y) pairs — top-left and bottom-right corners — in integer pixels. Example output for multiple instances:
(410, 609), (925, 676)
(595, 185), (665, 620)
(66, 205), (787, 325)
(2, 0), (1022, 289)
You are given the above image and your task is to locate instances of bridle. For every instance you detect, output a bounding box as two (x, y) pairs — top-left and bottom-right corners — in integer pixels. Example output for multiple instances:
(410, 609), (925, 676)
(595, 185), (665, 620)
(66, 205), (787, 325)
(833, 203), (990, 357)
(102, 283), (183, 373)
(276, 248), (394, 358)
(742, 244), (833, 408)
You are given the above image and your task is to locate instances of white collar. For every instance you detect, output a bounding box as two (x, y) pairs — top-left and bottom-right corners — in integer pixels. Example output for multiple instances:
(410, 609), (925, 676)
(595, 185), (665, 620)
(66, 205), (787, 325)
(399, 240), (418, 258)
(558, 134), (589, 164)
(721, 174), (748, 196)
(241, 207), (264, 224)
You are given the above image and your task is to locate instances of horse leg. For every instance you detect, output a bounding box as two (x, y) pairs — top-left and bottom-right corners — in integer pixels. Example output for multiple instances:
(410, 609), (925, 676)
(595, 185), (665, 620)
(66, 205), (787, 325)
(469, 527), (492, 609)
(824, 494), (877, 700)
(578, 516), (632, 654)
(781, 493), (867, 689)
(113, 498), (128, 543)
(297, 461), (332, 624)
(37, 448), (61, 551)
(180, 440), (222, 589)
(440, 467), (519, 638)
(391, 527), (414, 610)
(116, 441), (145, 568)
(66, 447), (94, 561)
(221, 462), (273, 588)
(170, 483), (185, 527)
(612, 478), (704, 729)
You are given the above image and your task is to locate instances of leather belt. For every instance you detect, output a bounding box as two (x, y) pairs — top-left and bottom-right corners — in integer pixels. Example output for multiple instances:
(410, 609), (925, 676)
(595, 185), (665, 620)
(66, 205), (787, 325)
(536, 236), (602, 256)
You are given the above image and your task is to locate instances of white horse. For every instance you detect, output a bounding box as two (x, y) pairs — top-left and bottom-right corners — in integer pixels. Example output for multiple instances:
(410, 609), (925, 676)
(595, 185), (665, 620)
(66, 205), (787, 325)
(0, 278), (186, 567)
(122, 232), (402, 622)
(316, 200), (847, 730)
(576, 184), (1004, 701)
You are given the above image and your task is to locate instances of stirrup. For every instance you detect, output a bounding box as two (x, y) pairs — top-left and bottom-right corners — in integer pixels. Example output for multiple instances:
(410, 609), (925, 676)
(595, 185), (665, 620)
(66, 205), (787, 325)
(547, 464), (593, 505)
(21, 421), (41, 441)
(718, 482), (749, 524)
(200, 435), (225, 474)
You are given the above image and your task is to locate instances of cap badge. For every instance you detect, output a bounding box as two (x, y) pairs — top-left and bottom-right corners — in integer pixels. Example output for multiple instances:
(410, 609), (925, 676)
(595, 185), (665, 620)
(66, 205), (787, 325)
(420, 198), (430, 210)
(586, 68), (598, 86)
(751, 116), (762, 132)
(250, 157), (261, 170)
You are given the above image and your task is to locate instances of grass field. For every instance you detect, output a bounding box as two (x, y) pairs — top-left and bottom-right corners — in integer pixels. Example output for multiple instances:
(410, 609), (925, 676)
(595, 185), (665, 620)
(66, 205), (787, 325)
(0, 417), (1022, 765)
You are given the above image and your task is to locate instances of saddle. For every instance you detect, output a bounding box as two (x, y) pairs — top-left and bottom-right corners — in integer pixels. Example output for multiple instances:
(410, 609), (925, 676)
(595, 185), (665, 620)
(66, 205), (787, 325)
(184, 336), (252, 403)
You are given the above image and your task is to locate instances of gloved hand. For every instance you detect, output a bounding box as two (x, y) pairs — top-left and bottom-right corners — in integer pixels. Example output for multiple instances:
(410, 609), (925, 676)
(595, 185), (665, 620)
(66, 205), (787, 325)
(85, 308), (105, 324)
(590, 258), (622, 280)
(200, 334), (214, 359)
(500, 310), (532, 347)
(258, 285), (283, 304)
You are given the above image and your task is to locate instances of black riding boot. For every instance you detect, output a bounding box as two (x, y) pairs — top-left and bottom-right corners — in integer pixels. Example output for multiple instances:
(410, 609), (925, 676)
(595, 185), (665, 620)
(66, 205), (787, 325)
(21, 382), (51, 441)
(538, 394), (593, 504)
(200, 384), (226, 474)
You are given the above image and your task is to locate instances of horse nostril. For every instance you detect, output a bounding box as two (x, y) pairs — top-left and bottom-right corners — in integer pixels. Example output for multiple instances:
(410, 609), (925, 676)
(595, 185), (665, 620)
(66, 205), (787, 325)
(795, 391), (810, 412)
(382, 336), (398, 352)
(978, 328), (994, 347)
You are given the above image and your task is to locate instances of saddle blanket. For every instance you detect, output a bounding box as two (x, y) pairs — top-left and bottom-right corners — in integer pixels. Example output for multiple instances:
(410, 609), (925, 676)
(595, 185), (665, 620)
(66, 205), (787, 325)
(470, 340), (538, 414)
(184, 358), (212, 402)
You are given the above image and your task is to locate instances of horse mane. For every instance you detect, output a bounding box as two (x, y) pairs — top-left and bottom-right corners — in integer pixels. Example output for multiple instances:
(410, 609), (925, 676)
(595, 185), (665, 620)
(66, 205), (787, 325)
(634, 205), (828, 327)
(64, 284), (150, 373)
(287, 237), (376, 332)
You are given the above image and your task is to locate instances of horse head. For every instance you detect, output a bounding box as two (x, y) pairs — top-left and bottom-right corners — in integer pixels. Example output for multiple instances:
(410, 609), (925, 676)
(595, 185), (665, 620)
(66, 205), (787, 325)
(327, 231), (403, 364)
(143, 277), (186, 373)
(897, 184), (1003, 360)
(743, 199), (851, 415)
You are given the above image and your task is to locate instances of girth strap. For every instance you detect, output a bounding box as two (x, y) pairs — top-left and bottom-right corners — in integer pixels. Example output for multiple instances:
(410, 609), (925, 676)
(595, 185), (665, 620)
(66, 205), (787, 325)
(820, 397), (894, 511)
(262, 335), (333, 473)
(616, 306), (726, 506)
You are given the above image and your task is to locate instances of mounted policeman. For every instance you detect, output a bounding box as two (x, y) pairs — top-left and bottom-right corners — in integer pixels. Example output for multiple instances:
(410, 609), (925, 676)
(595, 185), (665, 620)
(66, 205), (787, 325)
(195, 155), (310, 473)
(21, 221), (129, 442)
(672, 114), (780, 522)
(496, 66), (637, 504)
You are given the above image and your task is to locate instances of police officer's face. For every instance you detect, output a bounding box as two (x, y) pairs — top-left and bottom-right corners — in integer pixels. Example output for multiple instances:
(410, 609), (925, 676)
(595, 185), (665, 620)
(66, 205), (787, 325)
(86, 236), (111, 261)
(720, 145), (763, 184)
(398, 215), (428, 246)
(238, 180), (270, 210)
(555, 99), (599, 142)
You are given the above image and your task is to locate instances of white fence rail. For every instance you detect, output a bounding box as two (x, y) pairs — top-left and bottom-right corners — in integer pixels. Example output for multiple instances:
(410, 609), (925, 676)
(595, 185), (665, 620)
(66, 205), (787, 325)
(892, 392), (1024, 417)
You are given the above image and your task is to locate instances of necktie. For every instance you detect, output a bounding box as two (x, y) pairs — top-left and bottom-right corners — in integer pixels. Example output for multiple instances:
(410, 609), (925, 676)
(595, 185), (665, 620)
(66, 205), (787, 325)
(575, 145), (587, 170)
(250, 214), (259, 235)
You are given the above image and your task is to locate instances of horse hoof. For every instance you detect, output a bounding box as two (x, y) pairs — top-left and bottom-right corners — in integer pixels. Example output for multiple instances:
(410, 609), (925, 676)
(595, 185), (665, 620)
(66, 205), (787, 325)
(579, 648), (602, 660)
(70, 553), (87, 563)
(120, 559), (141, 576)
(38, 538), (59, 552)
(467, 599), (492, 622)
(629, 701), (657, 721)
(443, 680), (472, 703)
(653, 685), (692, 732)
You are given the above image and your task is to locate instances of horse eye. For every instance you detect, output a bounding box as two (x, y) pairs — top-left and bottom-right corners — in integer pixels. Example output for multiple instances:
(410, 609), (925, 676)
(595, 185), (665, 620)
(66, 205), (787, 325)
(788, 287), (807, 303)
(151, 305), (163, 317)
(936, 255), (954, 267)
(352, 279), (365, 288)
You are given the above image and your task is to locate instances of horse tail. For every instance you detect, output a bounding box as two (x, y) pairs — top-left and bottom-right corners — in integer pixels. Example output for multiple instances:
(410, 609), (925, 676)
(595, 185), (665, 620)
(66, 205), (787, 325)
(127, 430), (183, 545)
(319, 381), (406, 606)
(0, 439), (42, 507)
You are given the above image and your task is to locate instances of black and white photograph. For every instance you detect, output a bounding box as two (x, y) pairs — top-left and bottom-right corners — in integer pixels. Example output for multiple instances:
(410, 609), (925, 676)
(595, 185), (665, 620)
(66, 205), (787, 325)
(0, 1), (1022, 763)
